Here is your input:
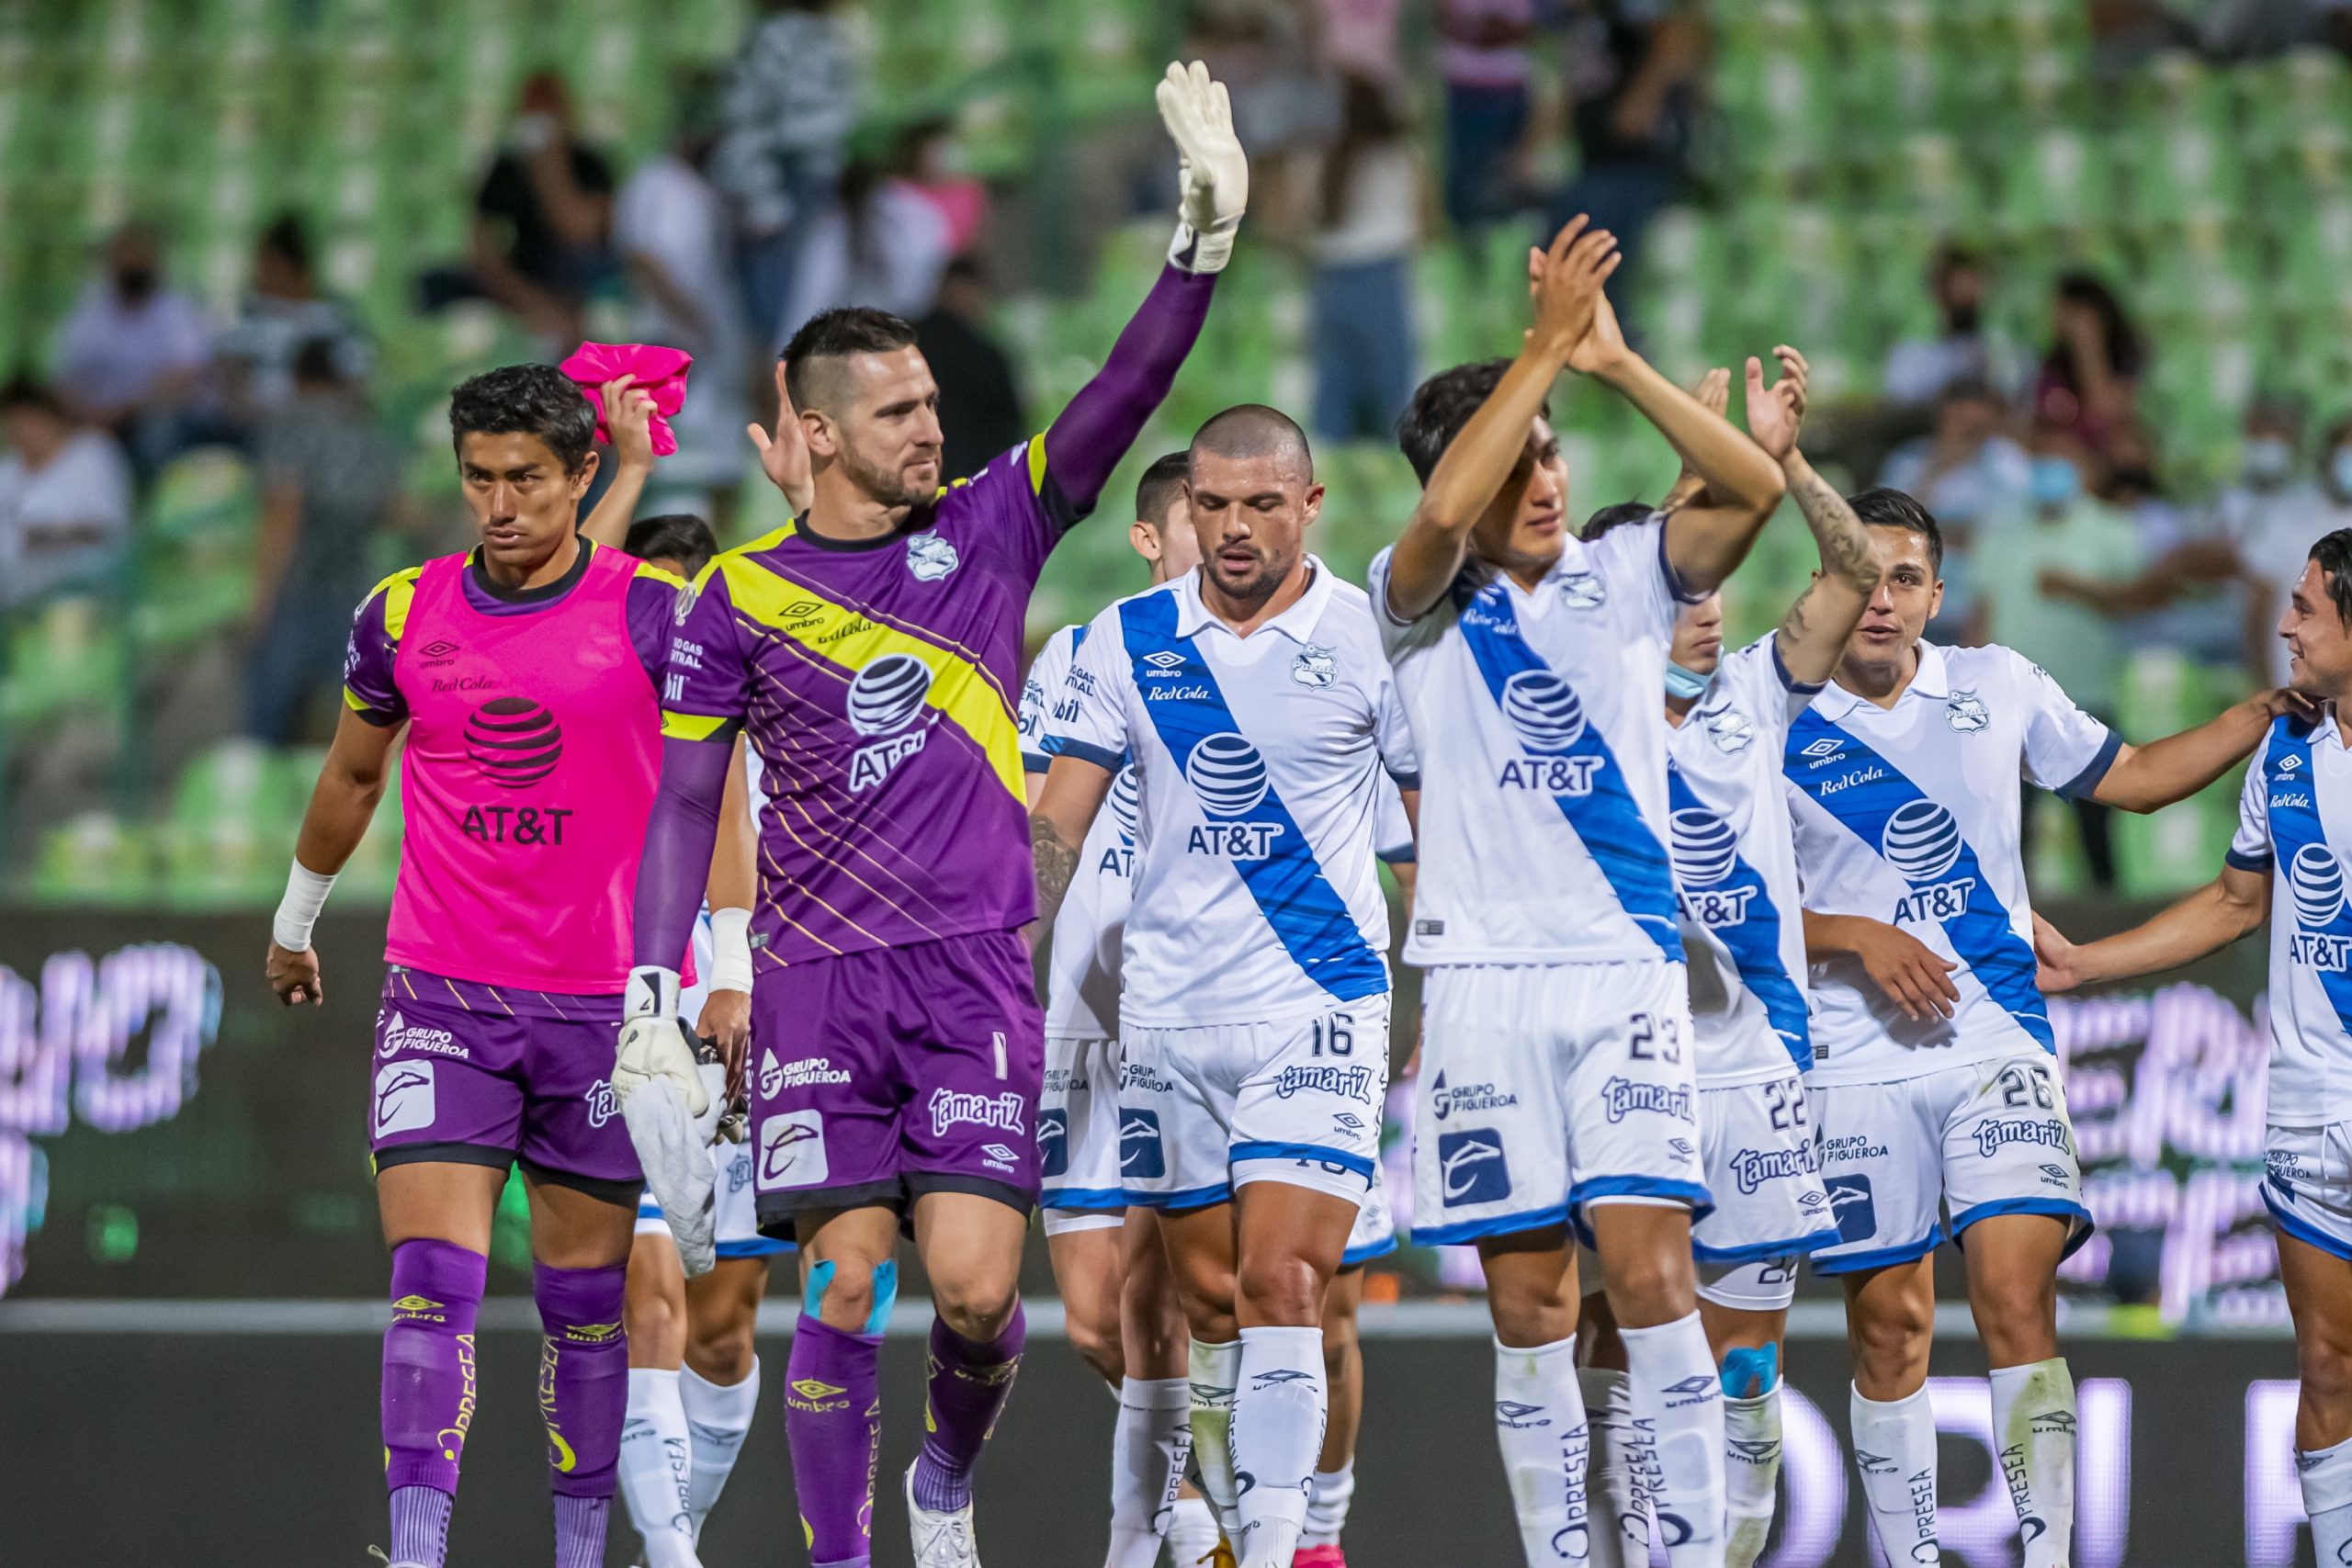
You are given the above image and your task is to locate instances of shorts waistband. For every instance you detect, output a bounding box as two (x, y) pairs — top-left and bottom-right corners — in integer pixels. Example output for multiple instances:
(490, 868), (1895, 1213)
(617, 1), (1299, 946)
(381, 965), (622, 1023)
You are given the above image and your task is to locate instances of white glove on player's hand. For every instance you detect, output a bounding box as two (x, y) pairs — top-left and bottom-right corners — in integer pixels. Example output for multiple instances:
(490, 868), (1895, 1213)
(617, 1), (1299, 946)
(615, 966), (709, 1119)
(622, 1076), (718, 1277)
(1157, 59), (1248, 274)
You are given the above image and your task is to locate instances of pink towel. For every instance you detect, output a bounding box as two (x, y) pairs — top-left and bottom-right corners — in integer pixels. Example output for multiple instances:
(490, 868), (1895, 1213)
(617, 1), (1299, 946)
(560, 343), (694, 457)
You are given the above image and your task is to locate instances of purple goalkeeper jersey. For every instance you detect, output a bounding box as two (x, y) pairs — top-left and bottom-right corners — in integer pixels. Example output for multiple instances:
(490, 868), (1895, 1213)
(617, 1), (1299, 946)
(662, 436), (1072, 964)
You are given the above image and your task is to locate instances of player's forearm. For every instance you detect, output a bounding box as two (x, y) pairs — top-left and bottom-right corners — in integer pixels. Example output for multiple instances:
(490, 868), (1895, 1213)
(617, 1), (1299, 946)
(1028, 813), (1084, 931)
(1803, 912), (1880, 964)
(634, 738), (734, 969)
(2095, 699), (2271, 813)
(577, 457), (650, 548)
(2068, 876), (2265, 985)
(1602, 352), (1785, 515)
(705, 737), (757, 914)
(1773, 450), (1876, 686)
(1043, 264), (1217, 517)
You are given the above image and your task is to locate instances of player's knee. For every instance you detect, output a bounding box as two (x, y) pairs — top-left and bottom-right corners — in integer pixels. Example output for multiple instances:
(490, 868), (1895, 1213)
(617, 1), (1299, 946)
(686, 1314), (759, 1386)
(1067, 1300), (1125, 1384)
(1486, 1274), (1576, 1348)
(1235, 1253), (1324, 1327)
(933, 1269), (1022, 1344)
(1601, 1240), (1696, 1327)
(1969, 1272), (2057, 1363)
(2301, 1328), (2352, 1412)
(1848, 1300), (1932, 1388)
(802, 1254), (881, 1332)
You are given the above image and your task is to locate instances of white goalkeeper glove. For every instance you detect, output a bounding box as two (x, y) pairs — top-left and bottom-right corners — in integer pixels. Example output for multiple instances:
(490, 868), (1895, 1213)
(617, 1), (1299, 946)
(615, 965), (708, 1119)
(1158, 59), (1249, 275)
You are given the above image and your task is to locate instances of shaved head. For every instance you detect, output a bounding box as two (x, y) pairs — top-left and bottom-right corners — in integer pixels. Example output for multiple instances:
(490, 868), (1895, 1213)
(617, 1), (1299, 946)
(1190, 403), (1313, 485)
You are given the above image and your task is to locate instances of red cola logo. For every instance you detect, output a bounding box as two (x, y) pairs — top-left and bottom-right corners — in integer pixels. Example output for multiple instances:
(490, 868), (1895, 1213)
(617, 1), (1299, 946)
(464, 697), (563, 788)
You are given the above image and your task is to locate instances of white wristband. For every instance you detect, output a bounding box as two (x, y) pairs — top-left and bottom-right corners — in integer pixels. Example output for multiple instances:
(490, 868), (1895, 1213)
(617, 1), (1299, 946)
(707, 908), (754, 995)
(1168, 217), (1238, 276)
(272, 861), (337, 952)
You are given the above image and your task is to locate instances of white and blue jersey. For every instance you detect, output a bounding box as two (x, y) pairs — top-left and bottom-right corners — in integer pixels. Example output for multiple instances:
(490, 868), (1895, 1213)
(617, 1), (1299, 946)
(1022, 623), (1138, 1040)
(1668, 634), (1822, 1087)
(1785, 640), (2120, 1087)
(1366, 516), (1690, 968)
(1046, 560), (1418, 1028)
(2231, 712), (2352, 1128)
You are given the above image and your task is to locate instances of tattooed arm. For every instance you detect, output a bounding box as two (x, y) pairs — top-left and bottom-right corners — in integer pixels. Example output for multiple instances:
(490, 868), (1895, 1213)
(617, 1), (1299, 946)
(1772, 448), (1881, 687)
(1027, 753), (1116, 944)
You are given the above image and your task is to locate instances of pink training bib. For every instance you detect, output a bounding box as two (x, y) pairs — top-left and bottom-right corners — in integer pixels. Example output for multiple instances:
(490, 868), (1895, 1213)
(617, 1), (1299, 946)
(384, 547), (670, 995)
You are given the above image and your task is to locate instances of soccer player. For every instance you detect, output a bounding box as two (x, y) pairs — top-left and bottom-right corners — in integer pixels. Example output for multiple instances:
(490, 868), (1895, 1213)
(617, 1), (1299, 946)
(1031, 403), (1419, 1568)
(1783, 488), (2303, 1568)
(617, 62), (1249, 1568)
(2033, 532), (2348, 1561)
(1573, 348), (1871, 1568)
(1016, 452), (1215, 1568)
(1371, 218), (1788, 1568)
(262, 366), (691, 1568)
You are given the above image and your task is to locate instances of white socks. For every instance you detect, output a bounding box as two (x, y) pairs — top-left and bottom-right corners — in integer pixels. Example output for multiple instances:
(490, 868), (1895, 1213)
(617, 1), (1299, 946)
(1188, 1337), (1244, 1539)
(1167, 1495), (1222, 1567)
(1621, 1313), (1724, 1568)
(1492, 1337), (1591, 1568)
(1989, 1359), (2075, 1568)
(1303, 1460), (1355, 1547)
(1109, 1376), (1193, 1568)
(619, 1368), (700, 1568)
(678, 1359), (760, 1539)
(1579, 1366), (1652, 1568)
(1232, 1325), (1327, 1568)
(2301, 1432), (2352, 1567)
(1850, 1383), (1938, 1568)
(1722, 1388), (1781, 1568)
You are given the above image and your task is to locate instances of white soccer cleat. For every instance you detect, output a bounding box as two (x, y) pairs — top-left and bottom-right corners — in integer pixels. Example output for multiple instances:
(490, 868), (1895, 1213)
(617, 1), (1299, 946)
(904, 1463), (981, 1568)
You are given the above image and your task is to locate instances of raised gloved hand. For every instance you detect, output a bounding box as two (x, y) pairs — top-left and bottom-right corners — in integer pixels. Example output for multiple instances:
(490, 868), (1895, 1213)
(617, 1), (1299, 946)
(1157, 60), (1249, 275)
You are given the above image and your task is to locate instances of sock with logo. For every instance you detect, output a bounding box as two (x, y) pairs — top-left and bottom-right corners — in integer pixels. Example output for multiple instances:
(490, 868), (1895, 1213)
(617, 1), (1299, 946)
(678, 1357), (760, 1539)
(1231, 1324), (1326, 1568)
(534, 1262), (629, 1566)
(1188, 1337), (1245, 1539)
(1621, 1312), (1725, 1568)
(1849, 1383), (1939, 1568)
(382, 1238), (486, 1568)
(619, 1368), (698, 1568)
(1303, 1459), (1356, 1547)
(1109, 1376), (1193, 1568)
(1988, 1359), (2075, 1568)
(786, 1314), (882, 1567)
(1722, 1385), (1782, 1568)
(911, 1304), (1028, 1513)
(2301, 1432), (2352, 1565)
(1168, 1493), (1223, 1566)
(1579, 1365), (1652, 1568)
(1491, 1337), (1589, 1568)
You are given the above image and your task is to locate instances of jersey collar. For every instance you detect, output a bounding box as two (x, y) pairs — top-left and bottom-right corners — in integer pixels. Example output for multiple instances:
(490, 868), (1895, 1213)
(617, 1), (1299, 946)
(1813, 638), (1949, 720)
(1172, 554), (1333, 645)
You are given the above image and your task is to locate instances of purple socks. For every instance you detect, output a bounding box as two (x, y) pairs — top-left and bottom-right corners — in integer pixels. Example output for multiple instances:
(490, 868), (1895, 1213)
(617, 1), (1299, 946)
(786, 1314), (885, 1568)
(381, 1237), (486, 1566)
(910, 1304), (1027, 1515)
(533, 1261), (628, 1567)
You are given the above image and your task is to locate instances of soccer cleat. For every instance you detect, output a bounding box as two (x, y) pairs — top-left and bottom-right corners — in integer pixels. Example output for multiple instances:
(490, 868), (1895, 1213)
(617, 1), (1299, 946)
(1292, 1548), (1347, 1568)
(904, 1462), (980, 1567)
(1199, 1537), (1238, 1568)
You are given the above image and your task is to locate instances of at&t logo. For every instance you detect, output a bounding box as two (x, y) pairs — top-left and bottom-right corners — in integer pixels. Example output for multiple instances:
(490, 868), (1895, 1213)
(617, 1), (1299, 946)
(1098, 764), (1142, 875)
(1184, 734), (1282, 859)
(1669, 805), (1756, 927)
(2288, 843), (2352, 970)
(845, 653), (933, 791)
(1881, 800), (1975, 924)
(1496, 671), (1601, 796)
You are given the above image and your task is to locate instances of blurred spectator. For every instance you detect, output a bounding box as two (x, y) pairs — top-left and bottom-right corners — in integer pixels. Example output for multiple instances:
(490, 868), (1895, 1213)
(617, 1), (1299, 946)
(1315, 0), (1405, 82)
(423, 73), (617, 340)
(2033, 271), (2144, 461)
(897, 119), (990, 257)
(776, 161), (955, 351)
(50, 221), (211, 474)
(213, 213), (373, 425)
(1307, 74), (1423, 444)
(616, 76), (752, 522)
(1877, 377), (2030, 641)
(243, 341), (405, 744)
(716, 0), (861, 349)
(916, 257), (1027, 483)
(1438, 0), (1536, 235)
(1551, 0), (1704, 299)
(1883, 244), (2025, 411)
(0, 374), (133, 610)
(1978, 423), (2143, 887)
(2237, 408), (2352, 683)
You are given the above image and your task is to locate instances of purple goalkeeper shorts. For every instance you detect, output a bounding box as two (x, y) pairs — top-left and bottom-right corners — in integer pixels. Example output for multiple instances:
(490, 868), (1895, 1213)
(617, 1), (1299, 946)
(748, 929), (1044, 1232)
(369, 968), (642, 1204)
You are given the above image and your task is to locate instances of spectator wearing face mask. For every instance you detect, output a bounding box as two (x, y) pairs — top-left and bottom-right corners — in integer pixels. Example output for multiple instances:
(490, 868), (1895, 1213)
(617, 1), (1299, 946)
(1882, 243), (2027, 410)
(1877, 375), (2030, 640)
(50, 221), (213, 475)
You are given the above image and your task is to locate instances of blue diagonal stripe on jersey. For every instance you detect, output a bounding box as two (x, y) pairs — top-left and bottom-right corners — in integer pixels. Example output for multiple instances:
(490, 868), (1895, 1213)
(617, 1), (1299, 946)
(1666, 765), (1811, 1069)
(1453, 583), (1681, 959)
(1783, 710), (2053, 1052)
(2255, 720), (2352, 1034)
(1118, 592), (1389, 1004)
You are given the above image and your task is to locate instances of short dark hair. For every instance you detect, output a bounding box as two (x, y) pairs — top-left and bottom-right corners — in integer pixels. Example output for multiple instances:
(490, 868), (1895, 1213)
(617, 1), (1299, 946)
(1191, 404), (1313, 482)
(2310, 530), (2352, 630)
(1937, 374), (2000, 411)
(781, 307), (921, 415)
(0, 371), (62, 418)
(1848, 487), (1944, 573)
(1136, 450), (1191, 525)
(1397, 359), (1550, 485)
(624, 513), (721, 578)
(448, 363), (597, 473)
(258, 212), (312, 275)
(1579, 502), (1657, 542)
(291, 337), (345, 389)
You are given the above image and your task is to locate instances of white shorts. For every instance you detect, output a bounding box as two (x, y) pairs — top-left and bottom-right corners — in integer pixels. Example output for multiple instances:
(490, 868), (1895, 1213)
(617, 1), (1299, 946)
(1041, 1034), (1126, 1236)
(1691, 1076), (1838, 1310)
(1807, 1053), (2089, 1275)
(1410, 962), (1709, 1247)
(637, 1135), (795, 1259)
(1344, 1173), (1398, 1269)
(2265, 1121), (2352, 1262)
(1119, 998), (1392, 1210)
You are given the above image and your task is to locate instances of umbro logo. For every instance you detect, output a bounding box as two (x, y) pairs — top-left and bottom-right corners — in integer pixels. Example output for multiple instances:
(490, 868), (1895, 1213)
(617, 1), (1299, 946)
(1662, 1375), (1717, 1396)
(1494, 1400), (1552, 1428)
(785, 599), (823, 617)
(419, 638), (459, 660)
(1142, 650), (1188, 675)
(1801, 738), (1842, 758)
(2283, 754), (2305, 772)
(1252, 1369), (1314, 1387)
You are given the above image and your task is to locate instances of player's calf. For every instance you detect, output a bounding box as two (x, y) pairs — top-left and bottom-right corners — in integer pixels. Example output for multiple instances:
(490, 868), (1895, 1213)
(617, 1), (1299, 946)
(534, 1260), (631, 1568)
(1589, 1201), (1722, 1568)
(381, 1238), (488, 1568)
(1046, 1219), (1128, 1385)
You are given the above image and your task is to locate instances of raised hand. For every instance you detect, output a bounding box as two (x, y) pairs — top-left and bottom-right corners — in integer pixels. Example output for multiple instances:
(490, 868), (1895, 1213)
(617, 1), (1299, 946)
(1565, 278), (1632, 378)
(748, 361), (814, 514)
(1692, 366), (1731, 419)
(601, 373), (657, 474)
(1157, 60), (1249, 273)
(1529, 215), (1621, 363)
(1744, 345), (1809, 462)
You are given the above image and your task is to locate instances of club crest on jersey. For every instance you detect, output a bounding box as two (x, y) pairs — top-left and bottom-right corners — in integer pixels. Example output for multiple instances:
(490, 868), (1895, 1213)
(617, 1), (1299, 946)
(904, 531), (959, 581)
(2288, 843), (2352, 969)
(1702, 705), (1755, 754)
(1557, 570), (1606, 609)
(1880, 799), (1977, 923)
(1496, 671), (1602, 795)
(1291, 644), (1337, 687)
(672, 580), (698, 626)
(1669, 806), (1757, 926)
(1946, 690), (1990, 733)
(1184, 733), (1283, 859)
(845, 652), (934, 790)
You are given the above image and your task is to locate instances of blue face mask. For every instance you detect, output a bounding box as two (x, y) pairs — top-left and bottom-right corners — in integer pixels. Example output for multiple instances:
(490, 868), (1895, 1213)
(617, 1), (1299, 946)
(2332, 448), (2352, 498)
(1664, 662), (1710, 700)
(2029, 456), (2081, 508)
